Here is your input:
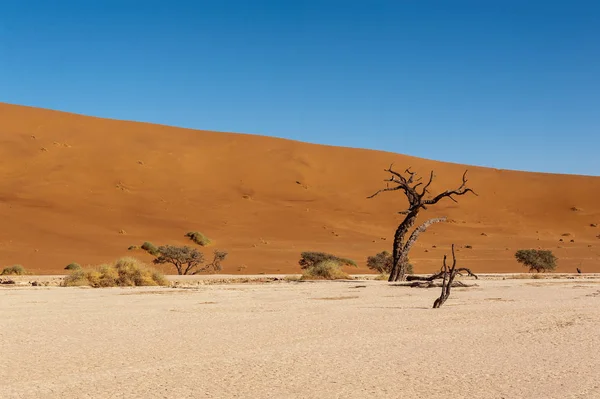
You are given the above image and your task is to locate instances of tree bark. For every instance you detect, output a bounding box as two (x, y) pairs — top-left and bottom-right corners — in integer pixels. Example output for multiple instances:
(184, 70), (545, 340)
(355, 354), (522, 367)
(389, 217), (446, 282)
(389, 212), (418, 282)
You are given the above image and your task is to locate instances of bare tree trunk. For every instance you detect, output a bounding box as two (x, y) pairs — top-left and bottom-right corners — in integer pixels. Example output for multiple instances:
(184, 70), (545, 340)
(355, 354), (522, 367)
(389, 213), (418, 282)
(389, 217), (446, 282)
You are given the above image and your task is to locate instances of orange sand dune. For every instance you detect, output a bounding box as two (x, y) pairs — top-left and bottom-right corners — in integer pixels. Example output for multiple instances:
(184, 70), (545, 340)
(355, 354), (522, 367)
(1, 102), (599, 274)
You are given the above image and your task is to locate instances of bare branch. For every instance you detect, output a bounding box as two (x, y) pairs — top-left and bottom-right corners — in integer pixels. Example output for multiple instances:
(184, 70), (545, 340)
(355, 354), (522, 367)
(423, 170), (477, 205)
(367, 185), (404, 199)
(420, 171), (435, 197)
(401, 217), (447, 255)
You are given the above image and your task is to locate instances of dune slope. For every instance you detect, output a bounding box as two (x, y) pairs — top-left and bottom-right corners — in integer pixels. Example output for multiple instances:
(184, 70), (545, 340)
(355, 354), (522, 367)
(1, 102), (599, 274)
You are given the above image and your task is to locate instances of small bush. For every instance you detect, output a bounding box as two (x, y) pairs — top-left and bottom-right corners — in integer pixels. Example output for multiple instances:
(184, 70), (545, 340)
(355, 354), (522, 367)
(374, 273), (389, 281)
(366, 251), (413, 274)
(128, 245), (139, 251)
(62, 257), (168, 287)
(298, 251), (356, 269)
(185, 231), (211, 246)
(301, 260), (350, 280)
(515, 249), (557, 273)
(64, 263), (81, 271)
(141, 241), (160, 256)
(1, 265), (27, 276)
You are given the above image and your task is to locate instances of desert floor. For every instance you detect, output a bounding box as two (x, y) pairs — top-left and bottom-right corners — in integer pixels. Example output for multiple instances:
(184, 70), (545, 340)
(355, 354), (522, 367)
(2, 276), (599, 399)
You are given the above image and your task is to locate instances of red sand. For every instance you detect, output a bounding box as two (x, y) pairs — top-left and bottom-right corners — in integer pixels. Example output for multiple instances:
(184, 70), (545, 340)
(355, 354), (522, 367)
(1, 102), (599, 274)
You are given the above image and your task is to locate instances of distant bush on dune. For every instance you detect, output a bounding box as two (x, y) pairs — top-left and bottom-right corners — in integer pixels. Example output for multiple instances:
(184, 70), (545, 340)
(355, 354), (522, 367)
(298, 251), (356, 269)
(299, 251), (356, 280)
(366, 250), (413, 275)
(1, 265), (27, 276)
(153, 245), (227, 275)
(140, 241), (160, 256)
(64, 263), (81, 271)
(62, 257), (168, 287)
(515, 249), (557, 273)
(185, 231), (211, 246)
(301, 260), (350, 280)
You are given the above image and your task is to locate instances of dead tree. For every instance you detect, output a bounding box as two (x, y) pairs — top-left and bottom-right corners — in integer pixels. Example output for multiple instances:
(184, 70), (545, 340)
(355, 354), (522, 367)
(368, 165), (476, 282)
(406, 267), (478, 281)
(433, 244), (459, 309)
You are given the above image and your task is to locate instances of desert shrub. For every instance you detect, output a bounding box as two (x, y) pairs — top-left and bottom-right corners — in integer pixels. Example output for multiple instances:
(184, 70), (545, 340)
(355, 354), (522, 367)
(185, 231), (211, 246)
(127, 245), (139, 251)
(64, 263), (81, 271)
(1, 265), (27, 276)
(515, 249), (557, 273)
(62, 257), (167, 287)
(374, 273), (389, 281)
(366, 251), (413, 274)
(298, 251), (356, 269)
(141, 241), (160, 256)
(153, 245), (227, 275)
(301, 260), (350, 280)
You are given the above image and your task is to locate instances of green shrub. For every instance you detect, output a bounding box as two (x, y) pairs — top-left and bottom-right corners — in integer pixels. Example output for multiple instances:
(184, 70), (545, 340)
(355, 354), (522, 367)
(515, 249), (557, 273)
(1, 265), (27, 276)
(301, 260), (350, 280)
(298, 251), (356, 269)
(141, 241), (160, 256)
(64, 263), (81, 271)
(62, 257), (168, 287)
(366, 251), (413, 274)
(153, 245), (227, 275)
(185, 231), (211, 246)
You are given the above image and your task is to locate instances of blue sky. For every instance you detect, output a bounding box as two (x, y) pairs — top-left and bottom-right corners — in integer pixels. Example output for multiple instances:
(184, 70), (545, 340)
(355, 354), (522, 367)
(1, 1), (598, 175)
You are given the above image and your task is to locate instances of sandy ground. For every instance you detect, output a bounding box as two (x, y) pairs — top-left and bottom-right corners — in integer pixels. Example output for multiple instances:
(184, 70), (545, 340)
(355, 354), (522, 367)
(1, 102), (600, 274)
(2, 277), (599, 398)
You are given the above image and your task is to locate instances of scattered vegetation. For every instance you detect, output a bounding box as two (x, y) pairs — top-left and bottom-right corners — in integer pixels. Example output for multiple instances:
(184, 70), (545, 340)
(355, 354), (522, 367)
(515, 249), (557, 273)
(298, 251), (356, 269)
(64, 263), (81, 271)
(152, 245), (227, 275)
(62, 257), (168, 287)
(141, 241), (160, 256)
(185, 231), (211, 246)
(366, 250), (413, 275)
(128, 245), (139, 250)
(298, 251), (356, 280)
(1, 265), (27, 276)
(301, 260), (350, 280)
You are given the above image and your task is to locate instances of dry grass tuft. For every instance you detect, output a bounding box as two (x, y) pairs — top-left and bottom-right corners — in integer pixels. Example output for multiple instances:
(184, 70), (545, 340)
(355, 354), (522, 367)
(301, 260), (350, 280)
(62, 257), (168, 287)
(1, 265), (27, 276)
(185, 231), (211, 246)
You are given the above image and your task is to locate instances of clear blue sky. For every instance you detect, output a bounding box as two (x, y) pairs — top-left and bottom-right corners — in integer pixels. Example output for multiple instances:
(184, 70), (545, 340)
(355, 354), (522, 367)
(1, 1), (598, 175)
